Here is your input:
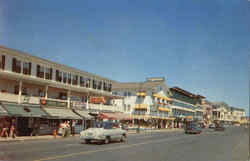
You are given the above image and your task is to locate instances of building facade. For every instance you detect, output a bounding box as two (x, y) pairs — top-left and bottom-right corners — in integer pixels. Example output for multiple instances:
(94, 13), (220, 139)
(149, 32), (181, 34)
(169, 87), (205, 128)
(0, 45), (122, 136)
(112, 77), (174, 129)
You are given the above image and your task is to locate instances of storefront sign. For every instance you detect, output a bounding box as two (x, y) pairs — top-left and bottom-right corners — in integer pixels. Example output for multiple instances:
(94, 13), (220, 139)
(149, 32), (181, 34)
(40, 99), (68, 107)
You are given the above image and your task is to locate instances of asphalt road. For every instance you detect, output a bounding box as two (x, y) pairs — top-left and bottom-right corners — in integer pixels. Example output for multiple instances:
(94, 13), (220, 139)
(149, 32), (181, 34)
(0, 127), (248, 161)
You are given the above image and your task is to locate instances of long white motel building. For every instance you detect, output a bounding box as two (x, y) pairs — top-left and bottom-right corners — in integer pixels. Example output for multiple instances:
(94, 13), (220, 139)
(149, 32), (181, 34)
(0, 45), (123, 135)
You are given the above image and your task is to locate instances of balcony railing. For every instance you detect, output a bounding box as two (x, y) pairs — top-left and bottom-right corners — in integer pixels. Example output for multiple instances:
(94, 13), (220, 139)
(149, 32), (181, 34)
(87, 103), (122, 112)
(0, 92), (41, 104)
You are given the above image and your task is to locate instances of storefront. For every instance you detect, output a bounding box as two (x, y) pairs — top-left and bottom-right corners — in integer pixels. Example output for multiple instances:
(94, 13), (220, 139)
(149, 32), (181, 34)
(41, 106), (82, 135)
(73, 109), (94, 133)
(1, 102), (49, 136)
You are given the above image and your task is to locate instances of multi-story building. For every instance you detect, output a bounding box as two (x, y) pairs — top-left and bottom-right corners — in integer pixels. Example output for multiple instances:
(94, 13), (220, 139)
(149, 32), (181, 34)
(212, 102), (246, 125)
(229, 107), (245, 124)
(201, 100), (213, 125)
(112, 77), (174, 129)
(169, 87), (205, 128)
(0, 45), (122, 135)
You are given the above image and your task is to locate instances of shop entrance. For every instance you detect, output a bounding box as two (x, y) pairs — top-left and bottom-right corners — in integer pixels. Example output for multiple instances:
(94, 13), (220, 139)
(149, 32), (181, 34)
(17, 117), (30, 136)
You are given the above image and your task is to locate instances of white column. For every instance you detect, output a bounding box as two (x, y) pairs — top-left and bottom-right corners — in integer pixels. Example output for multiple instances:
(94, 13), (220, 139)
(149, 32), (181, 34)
(45, 85), (48, 99)
(20, 61), (23, 74)
(67, 90), (71, 108)
(18, 80), (23, 104)
(86, 93), (89, 110)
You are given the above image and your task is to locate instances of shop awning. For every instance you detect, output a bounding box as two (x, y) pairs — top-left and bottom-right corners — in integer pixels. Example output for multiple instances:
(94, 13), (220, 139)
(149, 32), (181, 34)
(158, 107), (171, 112)
(2, 103), (48, 118)
(0, 104), (9, 116)
(74, 110), (93, 120)
(99, 112), (118, 120)
(43, 107), (82, 120)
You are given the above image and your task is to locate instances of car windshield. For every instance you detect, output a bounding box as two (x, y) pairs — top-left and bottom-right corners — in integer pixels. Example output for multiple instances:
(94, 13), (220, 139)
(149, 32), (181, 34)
(96, 122), (114, 129)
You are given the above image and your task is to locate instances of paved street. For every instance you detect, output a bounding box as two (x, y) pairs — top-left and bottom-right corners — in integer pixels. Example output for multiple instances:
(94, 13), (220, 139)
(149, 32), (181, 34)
(0, 127), (248, 161)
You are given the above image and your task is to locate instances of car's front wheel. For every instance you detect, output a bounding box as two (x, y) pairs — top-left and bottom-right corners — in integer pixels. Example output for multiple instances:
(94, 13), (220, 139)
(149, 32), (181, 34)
(120, 134), (127, 142)
(104, 136), (110, 144)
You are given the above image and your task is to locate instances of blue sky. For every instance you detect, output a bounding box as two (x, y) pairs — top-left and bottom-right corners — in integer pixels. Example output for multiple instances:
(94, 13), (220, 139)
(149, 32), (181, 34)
(1, 0), (249, 114)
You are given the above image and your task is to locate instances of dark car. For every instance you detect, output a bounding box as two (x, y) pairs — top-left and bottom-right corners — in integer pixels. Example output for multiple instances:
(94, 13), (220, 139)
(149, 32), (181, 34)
(215, 124), (225, 131)
(209, 124), (216, 129)
(185, 123), (202, 134)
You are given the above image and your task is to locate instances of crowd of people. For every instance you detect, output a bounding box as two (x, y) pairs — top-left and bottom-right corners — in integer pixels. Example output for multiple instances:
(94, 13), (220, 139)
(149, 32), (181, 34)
(59, 120), (76, 137)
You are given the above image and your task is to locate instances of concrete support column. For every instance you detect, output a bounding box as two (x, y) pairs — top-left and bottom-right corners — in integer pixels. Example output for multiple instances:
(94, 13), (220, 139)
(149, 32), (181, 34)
(86, 93), (89, 110)
(67, 90), (71, 108)
(18, 80), (23, 104)
(45, 85), (48, 99)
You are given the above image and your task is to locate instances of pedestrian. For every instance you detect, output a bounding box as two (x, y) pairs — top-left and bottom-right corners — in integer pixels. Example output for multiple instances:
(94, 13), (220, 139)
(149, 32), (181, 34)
(0, 118), (9, 138)
(62, 121), (67, 137)
(10, 119), (17, 139)
(71, 120), (75, 136)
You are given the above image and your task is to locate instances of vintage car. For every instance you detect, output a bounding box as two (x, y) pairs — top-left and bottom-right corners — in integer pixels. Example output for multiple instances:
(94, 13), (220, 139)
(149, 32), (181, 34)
(80, 122), (128, 144)
(208, 124), (216, 129)
(214, 124), (225, 131)
(185, 123), (202, 134)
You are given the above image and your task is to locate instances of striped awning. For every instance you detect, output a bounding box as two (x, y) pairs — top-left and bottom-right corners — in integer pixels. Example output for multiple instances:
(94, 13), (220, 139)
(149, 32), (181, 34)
(0, 104), (8, 116)
(43, 107), (82, 120)
(74, 110), (93, 120)
(2, 102), (48, 118)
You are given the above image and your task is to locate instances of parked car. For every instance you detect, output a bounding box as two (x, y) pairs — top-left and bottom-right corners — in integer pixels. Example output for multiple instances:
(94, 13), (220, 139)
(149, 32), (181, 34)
(80, 122), (128, 144)
(185, 123), (202, 134)
(209, 124), (216, 129)
(215, 124), (225, 131)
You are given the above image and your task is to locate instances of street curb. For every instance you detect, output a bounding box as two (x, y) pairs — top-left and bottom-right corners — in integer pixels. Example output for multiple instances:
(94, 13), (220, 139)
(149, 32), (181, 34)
(0, 129), (184, 143)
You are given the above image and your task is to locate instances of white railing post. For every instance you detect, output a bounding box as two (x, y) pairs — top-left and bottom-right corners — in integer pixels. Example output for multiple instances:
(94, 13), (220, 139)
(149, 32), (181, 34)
(18, 80), (22, 104)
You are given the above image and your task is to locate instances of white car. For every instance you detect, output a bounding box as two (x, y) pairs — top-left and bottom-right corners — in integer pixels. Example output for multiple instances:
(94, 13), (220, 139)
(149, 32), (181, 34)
(80, 122), (128, 144)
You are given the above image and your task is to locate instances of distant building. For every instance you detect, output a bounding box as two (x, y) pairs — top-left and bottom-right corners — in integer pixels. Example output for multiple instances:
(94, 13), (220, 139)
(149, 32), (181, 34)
(169, 87), (205, 127)
(112, 77), (174, 129)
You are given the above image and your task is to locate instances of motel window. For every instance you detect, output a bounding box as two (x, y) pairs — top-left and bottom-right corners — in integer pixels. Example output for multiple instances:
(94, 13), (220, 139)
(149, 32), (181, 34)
(72, 75), (78, 85)
(56, 70), (62, 82)
(63, 72), (67, 84)
(92, 80), (97, 89)
(103, 82), (107, 91)
(86, 78), (90, 88)
(68, 73), (72, 84)
(80, 76), (85, 87)
(45, 67), (51, 80)
(12, 58), (21, 73)
(37, 65), (45, 78)
(108, 83), (112, 92)
(97, 80), (102, 90)
(23, 62), (31, 75)
(0, 55), (5, 70)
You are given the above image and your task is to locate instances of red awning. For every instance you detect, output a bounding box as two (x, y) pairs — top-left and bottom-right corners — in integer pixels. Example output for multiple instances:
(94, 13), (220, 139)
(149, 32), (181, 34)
(99, 113), (132, 120)
(99, 113), (117, 120)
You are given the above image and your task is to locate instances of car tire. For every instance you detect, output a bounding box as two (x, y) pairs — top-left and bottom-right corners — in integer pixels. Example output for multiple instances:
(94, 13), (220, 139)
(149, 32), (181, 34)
(120, 134), (127, 142)
(85, 139), (91, 144)
(104, 137), (110, 144)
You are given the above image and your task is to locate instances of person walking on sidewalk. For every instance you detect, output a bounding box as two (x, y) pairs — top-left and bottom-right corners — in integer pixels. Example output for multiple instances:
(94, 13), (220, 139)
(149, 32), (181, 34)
(71, 120), (75, 136)
(0, 119), (9, 138)
(10, 119), (17, 139)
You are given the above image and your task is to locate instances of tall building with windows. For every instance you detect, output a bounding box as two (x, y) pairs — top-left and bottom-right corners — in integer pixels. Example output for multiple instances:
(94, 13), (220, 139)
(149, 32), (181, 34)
(112, 77), (174, 129)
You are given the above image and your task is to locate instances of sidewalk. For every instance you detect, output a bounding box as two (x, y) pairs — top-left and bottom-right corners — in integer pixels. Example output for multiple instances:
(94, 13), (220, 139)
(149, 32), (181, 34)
(0, 128), (184, 143)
